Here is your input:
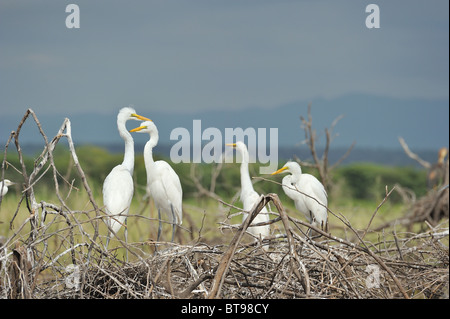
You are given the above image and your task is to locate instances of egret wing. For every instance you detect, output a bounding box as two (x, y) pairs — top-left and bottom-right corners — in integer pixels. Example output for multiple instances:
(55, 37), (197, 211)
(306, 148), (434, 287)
(148, 161), (183, 225)
(103, 165), (134, 232)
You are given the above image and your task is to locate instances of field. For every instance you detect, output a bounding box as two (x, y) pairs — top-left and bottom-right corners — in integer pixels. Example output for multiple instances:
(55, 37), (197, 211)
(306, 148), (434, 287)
(0, 111), (448, 299)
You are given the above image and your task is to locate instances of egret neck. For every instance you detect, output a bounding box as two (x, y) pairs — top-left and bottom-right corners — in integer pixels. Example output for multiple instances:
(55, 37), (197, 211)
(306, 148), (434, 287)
(118, 117), (135, 174)
(238, 145), (254, 199)
(143, 125), (159, 177)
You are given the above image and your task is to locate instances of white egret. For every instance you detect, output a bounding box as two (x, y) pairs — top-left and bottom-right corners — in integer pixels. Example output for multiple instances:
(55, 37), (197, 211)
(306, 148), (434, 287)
(226, 142), (270, 244)
(103, 107), (150, 248)
(271, 161), (328, 234)
(1, 179), (15, 197)
(130, 120), (183, 243)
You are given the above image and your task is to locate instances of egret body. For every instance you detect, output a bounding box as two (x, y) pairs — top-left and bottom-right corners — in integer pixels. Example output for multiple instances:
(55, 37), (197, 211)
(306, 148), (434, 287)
(272, 161), (328, 233)
(227, 142), (270, 243)
(130, 120), (183, 242)
(103, 107), (150, 248)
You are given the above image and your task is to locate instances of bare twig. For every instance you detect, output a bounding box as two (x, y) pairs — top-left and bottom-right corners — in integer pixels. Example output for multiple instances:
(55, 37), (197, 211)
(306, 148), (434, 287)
(398, 137), (431, 169)
(1, 109), (447, 300)
(298, 103), (355, 191)
(208, 194), (269, 298)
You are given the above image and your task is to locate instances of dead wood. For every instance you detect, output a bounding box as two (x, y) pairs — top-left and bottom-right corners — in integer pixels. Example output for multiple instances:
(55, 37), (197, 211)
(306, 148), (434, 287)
(0, 109), (448, 300)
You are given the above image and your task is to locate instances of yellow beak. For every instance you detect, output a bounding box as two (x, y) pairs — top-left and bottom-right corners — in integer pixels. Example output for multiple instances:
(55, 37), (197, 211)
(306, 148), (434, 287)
(131, 113), (151, 121)
(226, 143), (237, 148)
(271, 166), (288, 175)
(129, 125), (147, 133)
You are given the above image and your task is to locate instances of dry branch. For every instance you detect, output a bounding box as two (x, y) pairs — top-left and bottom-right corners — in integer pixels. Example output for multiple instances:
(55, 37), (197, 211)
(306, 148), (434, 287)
(297, 103), (355, 191)
(208, 194), (270, 298)
(392, 137), (449, 229)
(398, 137), (431, 169)
(1, 109), (448, 300)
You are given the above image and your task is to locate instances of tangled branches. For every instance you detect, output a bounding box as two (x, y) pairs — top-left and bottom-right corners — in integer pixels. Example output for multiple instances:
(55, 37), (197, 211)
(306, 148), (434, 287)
(3, 191), (448, 299)
(0, 109), (448, 299)
(398, 136), (449, 228)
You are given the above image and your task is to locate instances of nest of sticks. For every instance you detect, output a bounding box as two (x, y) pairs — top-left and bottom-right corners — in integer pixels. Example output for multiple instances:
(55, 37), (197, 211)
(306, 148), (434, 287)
(1, 110), (449, 299)
(2, 194), (447, 299)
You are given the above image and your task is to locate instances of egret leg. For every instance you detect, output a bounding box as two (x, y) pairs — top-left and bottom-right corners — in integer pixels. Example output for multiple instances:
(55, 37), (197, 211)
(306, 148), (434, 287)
(125, 217), (128, 262)
(105, 233), (111, 250)
(105, 219), (112, 250)
(170, 204), (176, 243)
(306, 211), (317, 238)
(299, 214), (313, 256)
(308, 211), (314, 237)
(307, 222), (322, 240)
(156, 208), (162, 242)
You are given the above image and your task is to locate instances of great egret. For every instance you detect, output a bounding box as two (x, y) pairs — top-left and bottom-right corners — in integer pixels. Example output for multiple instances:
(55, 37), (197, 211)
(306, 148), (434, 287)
(130, 120), (183, 243)
(271, 161), (328, 234)
(103, 107), (150, 248)
(226, 142), (270, 244)
(1, 179), (15, 197)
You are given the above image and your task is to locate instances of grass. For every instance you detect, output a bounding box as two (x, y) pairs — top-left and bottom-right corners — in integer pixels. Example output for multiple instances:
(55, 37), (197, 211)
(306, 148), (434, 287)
(0, 182), (405, 231)
(1, 180), (448, 299)
(1, 110), (446, 298)
(0, 181), (416, 258)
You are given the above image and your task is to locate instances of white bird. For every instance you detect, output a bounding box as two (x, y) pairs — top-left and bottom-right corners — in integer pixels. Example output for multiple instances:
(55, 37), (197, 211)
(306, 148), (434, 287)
(103, 107), (150, 248)
(271, 161), (328, 234)
(130, 120), (183, 243)
(227, 142), (271, 244)
(1, 179), (15, 197)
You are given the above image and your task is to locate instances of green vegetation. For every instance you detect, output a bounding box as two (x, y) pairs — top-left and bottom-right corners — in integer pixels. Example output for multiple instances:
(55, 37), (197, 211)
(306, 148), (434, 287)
(1, 144), (428, 206)
(1, 144), (428, 243)
(2, 144), (447, 300)
(333, 162), (428, 203)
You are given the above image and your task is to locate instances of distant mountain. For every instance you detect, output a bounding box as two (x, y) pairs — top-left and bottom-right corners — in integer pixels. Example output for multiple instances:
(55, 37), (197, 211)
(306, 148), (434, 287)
(1, 94), (448, 166)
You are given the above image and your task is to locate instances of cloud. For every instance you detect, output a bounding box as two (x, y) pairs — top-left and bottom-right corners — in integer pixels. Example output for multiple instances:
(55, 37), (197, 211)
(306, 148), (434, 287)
(0, 0), (448, 116)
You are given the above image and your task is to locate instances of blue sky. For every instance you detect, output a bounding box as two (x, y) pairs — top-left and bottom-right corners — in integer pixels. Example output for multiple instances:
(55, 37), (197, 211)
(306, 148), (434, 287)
(0, 1), (448, 150)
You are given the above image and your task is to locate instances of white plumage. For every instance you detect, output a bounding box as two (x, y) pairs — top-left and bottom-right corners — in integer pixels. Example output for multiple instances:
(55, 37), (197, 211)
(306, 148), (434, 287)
(103, 166), (134, 234)
(130, 120), (183, 242)
(102, 107), (150, 247)
(1, 179), (15, 197)
(272, 161), (328, 232)
(227, 142), (270, 242)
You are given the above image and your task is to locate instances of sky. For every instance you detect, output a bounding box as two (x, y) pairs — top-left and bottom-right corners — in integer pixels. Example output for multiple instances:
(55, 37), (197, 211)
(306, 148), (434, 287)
(0, 0), (448, 152)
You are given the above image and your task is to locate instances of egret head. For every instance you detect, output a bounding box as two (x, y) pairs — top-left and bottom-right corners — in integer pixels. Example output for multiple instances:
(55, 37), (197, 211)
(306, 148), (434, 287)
(271, 161), (302, 176)
(118, 107), (150, 123)
(226, 141), (246, 151)
(1, 179), (15, 196)
(129, 120), (156, 134)
(226, 141), (250, 163)
(1, 179), (14, 186)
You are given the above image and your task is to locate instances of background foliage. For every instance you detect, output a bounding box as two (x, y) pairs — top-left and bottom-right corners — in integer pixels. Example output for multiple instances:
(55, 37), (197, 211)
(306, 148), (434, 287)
(2, 144), (428, 205)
